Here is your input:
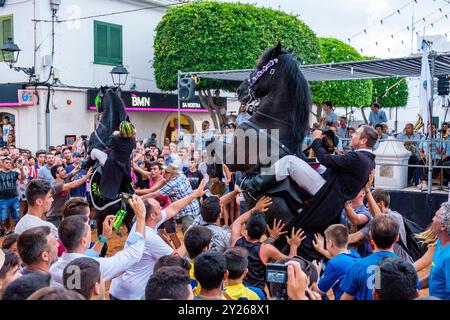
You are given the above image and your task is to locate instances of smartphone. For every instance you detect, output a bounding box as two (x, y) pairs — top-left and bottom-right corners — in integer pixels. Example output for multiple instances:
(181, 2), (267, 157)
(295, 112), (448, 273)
(265, 263), (288, 284)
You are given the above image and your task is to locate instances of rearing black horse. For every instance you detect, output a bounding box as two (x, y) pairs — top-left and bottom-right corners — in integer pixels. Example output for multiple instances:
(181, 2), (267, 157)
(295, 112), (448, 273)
(87, 87), (134, 253)
(209, 43), (329, 260)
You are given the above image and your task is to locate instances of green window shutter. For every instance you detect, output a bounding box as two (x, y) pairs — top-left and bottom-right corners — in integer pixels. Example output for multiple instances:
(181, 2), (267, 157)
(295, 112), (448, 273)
(109, 25), (122, 64)
(0, 15), (13, 62)
(94, 20), (122, 65)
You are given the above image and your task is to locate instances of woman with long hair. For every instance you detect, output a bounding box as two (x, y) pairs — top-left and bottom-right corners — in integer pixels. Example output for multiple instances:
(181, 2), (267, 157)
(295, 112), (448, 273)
(413, 227), (438, 272)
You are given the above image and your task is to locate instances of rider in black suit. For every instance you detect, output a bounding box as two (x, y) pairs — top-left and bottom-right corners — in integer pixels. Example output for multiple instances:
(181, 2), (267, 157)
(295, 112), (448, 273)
(91, 121), (136, 200)
(238, 125), (378, 260)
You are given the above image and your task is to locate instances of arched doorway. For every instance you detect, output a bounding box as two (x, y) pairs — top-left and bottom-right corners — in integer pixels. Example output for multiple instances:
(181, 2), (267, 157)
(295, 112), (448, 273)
(164, 114), (194, 144)
(0, 111), (17, 147)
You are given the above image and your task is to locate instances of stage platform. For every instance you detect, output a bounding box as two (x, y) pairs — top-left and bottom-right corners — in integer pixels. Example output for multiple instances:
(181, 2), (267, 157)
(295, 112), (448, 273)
(385, 187), (448, 229)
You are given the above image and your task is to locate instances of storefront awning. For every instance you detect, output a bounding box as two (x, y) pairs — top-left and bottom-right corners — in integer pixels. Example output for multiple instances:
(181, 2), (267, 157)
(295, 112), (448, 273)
(182, 51), (450, 82)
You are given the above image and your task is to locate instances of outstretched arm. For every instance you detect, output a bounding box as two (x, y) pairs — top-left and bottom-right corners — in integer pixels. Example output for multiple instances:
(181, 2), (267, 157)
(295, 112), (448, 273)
(164, 180), (207, 221)
(231, 196), (272, 247)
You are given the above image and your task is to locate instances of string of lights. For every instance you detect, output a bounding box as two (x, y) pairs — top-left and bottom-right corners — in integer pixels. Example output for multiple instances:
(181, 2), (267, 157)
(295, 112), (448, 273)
(357, 3), (450, 54)
(347, 0), (417, 43)
(33, 0), (190, 23)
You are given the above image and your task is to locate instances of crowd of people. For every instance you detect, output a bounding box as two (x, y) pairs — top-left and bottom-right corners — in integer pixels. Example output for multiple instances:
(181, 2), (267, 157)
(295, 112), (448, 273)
(0, 107), (449, 301)
(304, 101), (450, 191)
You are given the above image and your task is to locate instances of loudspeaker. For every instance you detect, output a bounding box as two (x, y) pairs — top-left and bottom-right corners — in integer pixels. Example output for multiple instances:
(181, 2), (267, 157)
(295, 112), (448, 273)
(178, 77), (195, 101)
(437, 75), (450, 96)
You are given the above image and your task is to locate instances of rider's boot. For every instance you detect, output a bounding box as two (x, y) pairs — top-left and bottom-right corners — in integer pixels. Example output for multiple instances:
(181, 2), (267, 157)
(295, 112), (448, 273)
(235, 172), (278, 196)
(81, 155), (95, 170)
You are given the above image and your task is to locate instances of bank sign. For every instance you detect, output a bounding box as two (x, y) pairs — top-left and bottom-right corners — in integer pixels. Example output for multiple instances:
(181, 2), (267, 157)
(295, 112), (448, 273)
(18, 90), (34, 106)
(87, 89), (213, 113)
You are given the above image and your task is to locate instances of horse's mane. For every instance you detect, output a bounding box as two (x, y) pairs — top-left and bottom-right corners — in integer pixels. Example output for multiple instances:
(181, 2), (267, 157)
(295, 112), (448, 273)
(258, 46), (311, 148)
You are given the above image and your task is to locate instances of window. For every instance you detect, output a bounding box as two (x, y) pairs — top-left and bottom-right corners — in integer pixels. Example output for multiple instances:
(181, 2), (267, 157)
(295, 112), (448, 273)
(94, 20), (122, 65)
(0, 14), (13, 62)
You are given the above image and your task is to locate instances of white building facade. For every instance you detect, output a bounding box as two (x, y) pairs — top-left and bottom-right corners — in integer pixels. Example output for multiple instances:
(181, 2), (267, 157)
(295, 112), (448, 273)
(0, 0), (212, 152)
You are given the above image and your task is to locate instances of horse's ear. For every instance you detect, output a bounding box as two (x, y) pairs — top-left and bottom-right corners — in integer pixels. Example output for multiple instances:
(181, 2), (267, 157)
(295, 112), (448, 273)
(273, 42), (282, 58)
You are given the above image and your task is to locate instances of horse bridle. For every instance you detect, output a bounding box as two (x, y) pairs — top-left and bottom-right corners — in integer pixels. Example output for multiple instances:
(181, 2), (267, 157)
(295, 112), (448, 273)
(245, 58), (278, 116)
(245, 58), (292, 127)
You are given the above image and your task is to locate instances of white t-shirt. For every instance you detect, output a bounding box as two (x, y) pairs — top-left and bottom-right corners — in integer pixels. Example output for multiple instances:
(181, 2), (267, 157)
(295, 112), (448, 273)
(14, 213), (59, 239)
(3, 124), (13, 142)
(109, 211), (174, 300)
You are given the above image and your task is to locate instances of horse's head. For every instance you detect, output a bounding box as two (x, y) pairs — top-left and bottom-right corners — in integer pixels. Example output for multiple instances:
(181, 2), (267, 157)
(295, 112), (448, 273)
(89, 86), (129, 152)
(237, 42), (311, 149)
(237, 43), (284, 107)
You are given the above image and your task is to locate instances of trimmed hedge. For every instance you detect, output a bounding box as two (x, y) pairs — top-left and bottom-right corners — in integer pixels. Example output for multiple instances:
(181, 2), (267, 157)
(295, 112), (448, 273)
(311, 37), (373, 107)
(154, 1), (321, 91)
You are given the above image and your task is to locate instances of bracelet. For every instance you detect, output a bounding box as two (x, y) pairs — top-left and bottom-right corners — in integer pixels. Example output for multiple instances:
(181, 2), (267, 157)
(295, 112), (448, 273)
(98, 235), (108, 243)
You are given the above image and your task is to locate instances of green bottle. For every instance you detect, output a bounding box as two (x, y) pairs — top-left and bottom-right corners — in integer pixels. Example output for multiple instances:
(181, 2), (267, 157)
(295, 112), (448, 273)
(113, 208), (127, 230)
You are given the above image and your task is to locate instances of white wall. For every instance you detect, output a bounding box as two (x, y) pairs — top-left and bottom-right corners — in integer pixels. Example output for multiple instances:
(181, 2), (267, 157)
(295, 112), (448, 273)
(0, 0), (168, 91)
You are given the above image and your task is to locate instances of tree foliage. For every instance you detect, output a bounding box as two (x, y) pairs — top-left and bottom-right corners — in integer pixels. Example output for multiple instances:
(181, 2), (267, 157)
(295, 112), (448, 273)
(153, 1), (321, 91)
(372, 78), (409, 108)
(311, 38), (373, 108)
(362, 55), (409, 108)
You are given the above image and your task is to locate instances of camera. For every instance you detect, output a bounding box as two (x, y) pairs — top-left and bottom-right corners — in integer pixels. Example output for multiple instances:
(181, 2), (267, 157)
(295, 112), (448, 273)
(266, 263), (288, 284)
(80, 135), (88, 141)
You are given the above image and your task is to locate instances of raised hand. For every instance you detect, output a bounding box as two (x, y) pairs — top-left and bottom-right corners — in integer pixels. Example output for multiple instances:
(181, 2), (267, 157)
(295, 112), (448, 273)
(285, 260), (309, 300)
(312, 233), (325, 253)
(364, 169), (375, 192)
(254, 196), (272, 213)
(86, 167), (94, 179)
(129, 194), (146, 220)
(194, 179), (207, 198)
(286, 227), (306, 248)
(101, 215), (115, 238)
(266, 218), (287, 240)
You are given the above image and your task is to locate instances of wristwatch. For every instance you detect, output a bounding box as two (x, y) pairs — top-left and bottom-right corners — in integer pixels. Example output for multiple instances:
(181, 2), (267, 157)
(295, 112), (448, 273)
(98, 235), (108, 243)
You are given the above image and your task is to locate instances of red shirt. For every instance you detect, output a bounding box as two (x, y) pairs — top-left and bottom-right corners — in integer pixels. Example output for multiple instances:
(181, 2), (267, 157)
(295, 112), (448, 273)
(150, 176), (171, 209)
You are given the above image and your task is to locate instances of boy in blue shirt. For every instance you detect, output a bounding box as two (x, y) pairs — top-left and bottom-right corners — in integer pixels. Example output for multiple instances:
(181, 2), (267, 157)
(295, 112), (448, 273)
(340, 215), (403, 300)
(313, 224), (361, 300)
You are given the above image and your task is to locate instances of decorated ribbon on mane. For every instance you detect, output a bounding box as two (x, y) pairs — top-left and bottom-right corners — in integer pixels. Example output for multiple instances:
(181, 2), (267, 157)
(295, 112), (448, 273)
(247, 58), (278, 87)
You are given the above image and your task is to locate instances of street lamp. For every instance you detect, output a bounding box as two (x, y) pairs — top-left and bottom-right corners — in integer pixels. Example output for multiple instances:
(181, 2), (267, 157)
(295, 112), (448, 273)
(110, 62), (129, 87)
(1, 38), (35, 79)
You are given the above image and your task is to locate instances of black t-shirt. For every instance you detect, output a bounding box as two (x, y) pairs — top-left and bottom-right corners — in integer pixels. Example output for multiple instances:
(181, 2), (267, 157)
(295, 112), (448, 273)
(183, 169), (204, 190)
(0, 170), (20, 199)
(135, 172), (150, 189)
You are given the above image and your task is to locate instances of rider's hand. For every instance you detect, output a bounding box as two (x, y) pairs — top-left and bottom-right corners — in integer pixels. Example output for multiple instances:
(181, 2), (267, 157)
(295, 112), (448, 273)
(312, 130), (324, 141)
